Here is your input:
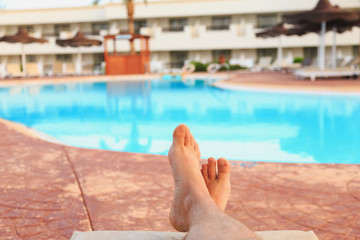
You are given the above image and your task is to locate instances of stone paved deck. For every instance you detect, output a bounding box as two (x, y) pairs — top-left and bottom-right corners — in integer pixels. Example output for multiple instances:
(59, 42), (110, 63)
(0, 120), (359, 240)
(217, 71), (360, 95)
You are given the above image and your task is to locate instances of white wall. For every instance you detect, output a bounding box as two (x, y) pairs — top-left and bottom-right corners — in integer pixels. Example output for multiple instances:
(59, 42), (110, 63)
(0, 0), (359, 74)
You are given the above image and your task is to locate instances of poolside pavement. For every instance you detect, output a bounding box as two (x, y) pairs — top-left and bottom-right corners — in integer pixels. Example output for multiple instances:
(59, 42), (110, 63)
(1, 72), (360, 239)
(217, 71), (360, 95)
(0, 119), (359, 240)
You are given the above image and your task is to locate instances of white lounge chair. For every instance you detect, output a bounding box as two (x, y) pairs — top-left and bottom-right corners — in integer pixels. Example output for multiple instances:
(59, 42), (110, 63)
(6, 64), (25, 78)
(82, 64), (94, 75)
(295, 56), (360, 81)
(64, 62), (76, 75)
(53, 62), (64, 76)
(27, 63), (41, 77)
(252, 56), (273, 72)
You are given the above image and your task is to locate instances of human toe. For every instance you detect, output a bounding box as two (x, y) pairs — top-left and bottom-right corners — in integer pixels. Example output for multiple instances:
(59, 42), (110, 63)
(201, 163), (209, 184)
(217, 158), (230, 180)
(172, 124), (189, 146)
(194, 142), (201, 159)
(208, 157), (216, 181)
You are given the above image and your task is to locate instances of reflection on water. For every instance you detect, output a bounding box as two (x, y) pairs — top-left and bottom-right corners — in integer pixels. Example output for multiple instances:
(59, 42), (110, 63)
(0, 79), (360, 164)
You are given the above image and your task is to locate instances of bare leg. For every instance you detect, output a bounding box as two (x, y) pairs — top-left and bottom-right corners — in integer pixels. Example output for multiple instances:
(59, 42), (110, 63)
(168, 124), (260, 240)
(202, 157), (231, 210)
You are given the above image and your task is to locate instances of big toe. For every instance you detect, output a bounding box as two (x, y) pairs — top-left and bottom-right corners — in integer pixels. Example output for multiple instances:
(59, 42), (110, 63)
(217, 158), (230, 180)
(172, 124), (190, 146)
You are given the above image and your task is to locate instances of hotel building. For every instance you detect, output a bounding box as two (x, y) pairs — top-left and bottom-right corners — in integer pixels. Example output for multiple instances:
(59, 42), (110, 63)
(0, 0), (359, 76)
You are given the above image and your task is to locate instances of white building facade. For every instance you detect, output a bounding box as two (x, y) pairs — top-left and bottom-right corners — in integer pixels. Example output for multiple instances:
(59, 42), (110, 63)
(0, 0), (359, 76)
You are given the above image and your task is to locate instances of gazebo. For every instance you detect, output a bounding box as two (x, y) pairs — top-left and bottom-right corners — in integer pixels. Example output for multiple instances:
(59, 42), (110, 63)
(104, 33), (150, 75)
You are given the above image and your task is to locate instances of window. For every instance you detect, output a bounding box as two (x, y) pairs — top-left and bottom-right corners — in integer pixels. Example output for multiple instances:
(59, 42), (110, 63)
(93, 53), (104, 70)
(56, 54), (72, 62)
(93, 53), (104, 64)
(353, 46), (359, 57)
(92, 22), (109, 35)
(170, 51), (188, 68)
(212, 50), (231, 62)
(19, 25), (34, 33)
(257, 48), (277, 62)
(164, 18), (187, 32)
(54, 24), (70, 37)
(303, 47), (318, 59)
(134, 20), (147, 34)
(26, 55), (36, 63)
(208, 16), (231, 30)
(257, 14), (277, 28)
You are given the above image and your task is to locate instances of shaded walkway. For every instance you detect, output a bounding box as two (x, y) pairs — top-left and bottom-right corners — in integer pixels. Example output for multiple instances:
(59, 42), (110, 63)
(0, 120), (359, 239)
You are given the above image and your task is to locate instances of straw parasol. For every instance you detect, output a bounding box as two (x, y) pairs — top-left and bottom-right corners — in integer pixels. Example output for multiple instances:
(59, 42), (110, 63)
(0, 28), (48, 75)
(282, 0), (360, 70)
(285, 18), (360, 68)
(256, 23), (289, 68)
(56, 31), (102, 74)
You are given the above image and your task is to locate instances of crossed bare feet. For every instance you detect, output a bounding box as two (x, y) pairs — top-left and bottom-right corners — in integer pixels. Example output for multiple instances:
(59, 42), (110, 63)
(202, 157), (231, 211)
(168, 124), (260, 240)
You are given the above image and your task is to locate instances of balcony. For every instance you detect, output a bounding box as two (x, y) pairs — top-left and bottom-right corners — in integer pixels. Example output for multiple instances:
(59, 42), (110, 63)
(162, 26), (185, 32)
(206, 25), (230, 31)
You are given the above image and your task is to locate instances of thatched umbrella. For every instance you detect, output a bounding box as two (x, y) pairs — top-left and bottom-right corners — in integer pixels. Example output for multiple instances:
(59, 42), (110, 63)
(285, 18), (360, 68)
(282, 0), (360, 70)
(0, 28), (48, 75)
(56, 31), (102, 74)
(256, 23), (289, 68)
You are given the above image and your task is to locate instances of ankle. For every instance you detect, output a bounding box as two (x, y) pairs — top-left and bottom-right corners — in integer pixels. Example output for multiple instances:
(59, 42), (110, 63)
(187, 196), (220, 225)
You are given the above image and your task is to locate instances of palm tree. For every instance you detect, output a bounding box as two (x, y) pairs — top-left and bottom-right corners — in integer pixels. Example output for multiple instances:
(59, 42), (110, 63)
(93, 0), (147, 54)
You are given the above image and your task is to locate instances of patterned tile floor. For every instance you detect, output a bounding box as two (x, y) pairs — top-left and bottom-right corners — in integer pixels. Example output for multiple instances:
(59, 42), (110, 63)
(0, 73), (360, 239)
(0, 121), (359, 240)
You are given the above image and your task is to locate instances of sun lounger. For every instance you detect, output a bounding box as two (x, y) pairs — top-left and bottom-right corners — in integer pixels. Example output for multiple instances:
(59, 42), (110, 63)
(6, 64), (25, 78)
(26, 63), (41, 77)
(295, 68), (360, 81)
(294, 56), (360, 81)
(341, 57), (359, 69)
(300, 57), (318, 70)
(82, 64), (94, 75)
(275, 59), (301, 72)
(53, 61), (64, 76)
(301, 57), (313, 67)
(64, 62), (76, 75)
(71, 230), (319, 240)
(252, 56), (273, 72)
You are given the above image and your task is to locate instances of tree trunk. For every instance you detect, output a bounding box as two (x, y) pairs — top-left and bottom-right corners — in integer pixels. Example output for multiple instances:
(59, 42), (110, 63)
(127, 1), (136, 55)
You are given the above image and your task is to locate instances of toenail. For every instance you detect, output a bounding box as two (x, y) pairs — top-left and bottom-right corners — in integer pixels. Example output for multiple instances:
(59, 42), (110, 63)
(218, 159), (226, 166)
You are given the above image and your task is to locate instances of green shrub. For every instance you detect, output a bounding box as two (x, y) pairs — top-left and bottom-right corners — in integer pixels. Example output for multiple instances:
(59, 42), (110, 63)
(189, 61), (207, 72)
(230, 64), (246, 71)
(293, 57), (304, 64)
(188, 61), (247, 72)
(219, 63), (247, 71)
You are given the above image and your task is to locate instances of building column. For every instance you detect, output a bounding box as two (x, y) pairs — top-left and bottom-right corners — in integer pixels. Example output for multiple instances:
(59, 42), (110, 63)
(0, 56), (7, 78)
(34, 25), (42, 38)
(110, 21), (119, 35)
(37, 55), (45, 76)
(76, 49), (83, 75)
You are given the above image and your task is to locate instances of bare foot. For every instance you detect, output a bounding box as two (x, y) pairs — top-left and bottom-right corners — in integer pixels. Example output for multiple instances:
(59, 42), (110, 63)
(168, 124), (260, 240)
(168, 124), (213, 232)
(201, 157), (231, 210)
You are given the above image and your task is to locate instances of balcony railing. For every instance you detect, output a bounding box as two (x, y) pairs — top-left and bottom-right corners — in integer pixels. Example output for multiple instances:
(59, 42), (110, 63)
(162, 26), (185, 32)
(206, 25), (230, 31)
(170, 61), (185, 68)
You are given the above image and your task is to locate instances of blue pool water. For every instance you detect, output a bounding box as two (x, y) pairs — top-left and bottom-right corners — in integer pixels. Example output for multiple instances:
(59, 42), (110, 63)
(0, 79), (359, 164)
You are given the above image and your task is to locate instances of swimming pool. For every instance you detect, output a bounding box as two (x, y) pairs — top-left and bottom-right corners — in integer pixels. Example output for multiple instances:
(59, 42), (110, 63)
(0, 79), (359, 164)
